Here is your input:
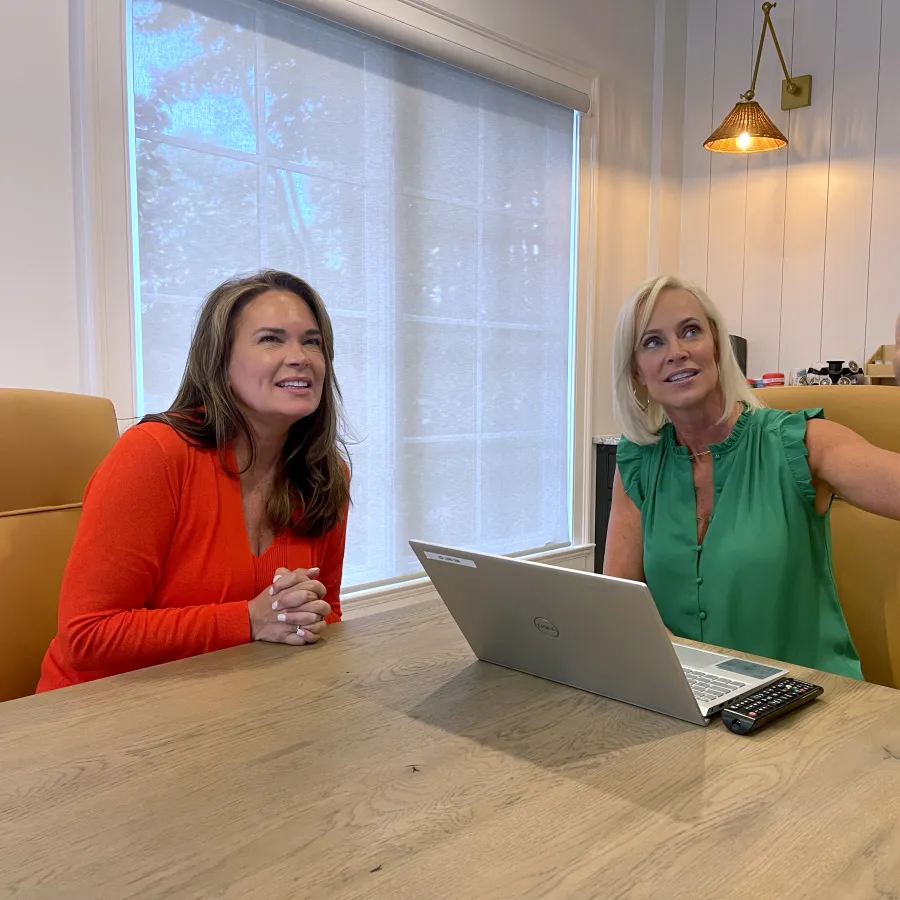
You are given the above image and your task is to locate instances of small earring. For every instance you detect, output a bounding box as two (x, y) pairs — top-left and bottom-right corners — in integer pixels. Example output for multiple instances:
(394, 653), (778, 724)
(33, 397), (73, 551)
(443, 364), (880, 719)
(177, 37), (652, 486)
(631, 387), (649, 413)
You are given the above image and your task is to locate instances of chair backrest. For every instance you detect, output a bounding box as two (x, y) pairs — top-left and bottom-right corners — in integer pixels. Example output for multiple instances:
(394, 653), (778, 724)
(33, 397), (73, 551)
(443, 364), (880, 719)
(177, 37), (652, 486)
(0, 389), (119, 702)
(756, 385), (900, 687)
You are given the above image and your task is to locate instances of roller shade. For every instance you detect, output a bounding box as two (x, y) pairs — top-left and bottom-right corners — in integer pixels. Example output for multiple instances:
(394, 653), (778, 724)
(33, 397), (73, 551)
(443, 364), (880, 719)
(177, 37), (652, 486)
(275, 0), (592, 113)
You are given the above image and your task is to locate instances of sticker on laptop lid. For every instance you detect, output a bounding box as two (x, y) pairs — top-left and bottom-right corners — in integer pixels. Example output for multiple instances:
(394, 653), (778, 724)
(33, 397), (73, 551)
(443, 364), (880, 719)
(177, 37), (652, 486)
(424, 551), (476, 568)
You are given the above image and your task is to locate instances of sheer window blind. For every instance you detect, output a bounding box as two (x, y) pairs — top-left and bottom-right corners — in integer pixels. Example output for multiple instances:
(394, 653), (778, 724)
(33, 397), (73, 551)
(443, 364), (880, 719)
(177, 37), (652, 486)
(130, 0), (577, 589)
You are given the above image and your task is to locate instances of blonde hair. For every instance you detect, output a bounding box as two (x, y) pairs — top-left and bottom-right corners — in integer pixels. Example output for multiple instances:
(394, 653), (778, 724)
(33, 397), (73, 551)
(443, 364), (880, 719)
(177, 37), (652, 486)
(611, 275), (762, 445)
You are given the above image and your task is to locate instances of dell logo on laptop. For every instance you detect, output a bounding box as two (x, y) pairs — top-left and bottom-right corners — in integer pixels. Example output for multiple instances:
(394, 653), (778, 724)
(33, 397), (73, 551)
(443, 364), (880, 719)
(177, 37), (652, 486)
(533, 617), (559, 638)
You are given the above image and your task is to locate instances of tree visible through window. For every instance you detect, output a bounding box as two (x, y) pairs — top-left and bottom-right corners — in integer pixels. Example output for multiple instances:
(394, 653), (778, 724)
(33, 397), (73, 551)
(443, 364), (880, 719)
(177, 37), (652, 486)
(129, 0), (577, 588)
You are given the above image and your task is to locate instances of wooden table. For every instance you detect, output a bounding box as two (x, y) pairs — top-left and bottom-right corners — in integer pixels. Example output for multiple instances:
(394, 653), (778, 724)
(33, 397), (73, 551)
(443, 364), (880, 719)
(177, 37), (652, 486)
(4, 600), (900, 900)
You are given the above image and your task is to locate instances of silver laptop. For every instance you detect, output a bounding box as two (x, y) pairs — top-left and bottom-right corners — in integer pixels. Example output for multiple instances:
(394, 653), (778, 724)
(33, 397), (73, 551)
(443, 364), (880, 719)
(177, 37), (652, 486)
(410, 540), (788, 726)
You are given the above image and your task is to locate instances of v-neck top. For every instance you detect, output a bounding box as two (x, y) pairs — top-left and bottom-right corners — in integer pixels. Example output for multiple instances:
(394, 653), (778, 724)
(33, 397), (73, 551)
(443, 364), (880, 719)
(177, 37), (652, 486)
(38, 422), (347, 692)
(615, 406), (862, 680)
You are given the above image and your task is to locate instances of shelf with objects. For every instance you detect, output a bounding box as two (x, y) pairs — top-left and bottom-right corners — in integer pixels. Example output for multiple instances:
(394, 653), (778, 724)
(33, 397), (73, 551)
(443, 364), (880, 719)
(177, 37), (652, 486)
(865, 345), (897, 386)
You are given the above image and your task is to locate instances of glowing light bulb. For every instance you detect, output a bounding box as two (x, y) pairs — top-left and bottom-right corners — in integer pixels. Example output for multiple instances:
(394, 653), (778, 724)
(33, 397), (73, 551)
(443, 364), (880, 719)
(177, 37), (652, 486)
(736, 131), (752, 151)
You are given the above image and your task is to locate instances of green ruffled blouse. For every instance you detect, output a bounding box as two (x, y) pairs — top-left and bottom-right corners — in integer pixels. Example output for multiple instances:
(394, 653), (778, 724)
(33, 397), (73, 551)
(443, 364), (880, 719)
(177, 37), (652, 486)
(616, 407), (862, 679)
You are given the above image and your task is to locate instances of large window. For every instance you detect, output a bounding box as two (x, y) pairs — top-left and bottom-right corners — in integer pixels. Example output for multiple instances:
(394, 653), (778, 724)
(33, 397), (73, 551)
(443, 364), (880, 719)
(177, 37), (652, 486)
(128, 0), (578, 590)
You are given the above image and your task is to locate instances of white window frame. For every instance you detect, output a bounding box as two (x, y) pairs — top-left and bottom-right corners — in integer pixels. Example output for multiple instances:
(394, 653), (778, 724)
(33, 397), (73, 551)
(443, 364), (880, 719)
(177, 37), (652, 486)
(72, 0), (602, 603)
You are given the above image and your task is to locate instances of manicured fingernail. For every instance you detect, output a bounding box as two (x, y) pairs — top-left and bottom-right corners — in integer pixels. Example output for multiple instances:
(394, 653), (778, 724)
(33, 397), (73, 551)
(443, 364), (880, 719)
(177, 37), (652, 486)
(277, 613), (286, 622)
(271, 599), (279, 610)
(273, 573), (284, 584)
(309, 567), (320, 576)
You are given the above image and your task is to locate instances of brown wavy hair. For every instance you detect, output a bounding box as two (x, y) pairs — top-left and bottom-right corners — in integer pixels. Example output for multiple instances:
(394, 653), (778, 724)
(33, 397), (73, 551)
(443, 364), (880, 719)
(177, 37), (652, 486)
(142, 270), (351, 537)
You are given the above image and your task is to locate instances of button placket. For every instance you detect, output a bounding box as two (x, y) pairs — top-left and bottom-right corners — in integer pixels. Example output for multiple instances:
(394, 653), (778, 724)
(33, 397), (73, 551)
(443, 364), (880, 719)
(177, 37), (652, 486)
(695, 538), (705, 637)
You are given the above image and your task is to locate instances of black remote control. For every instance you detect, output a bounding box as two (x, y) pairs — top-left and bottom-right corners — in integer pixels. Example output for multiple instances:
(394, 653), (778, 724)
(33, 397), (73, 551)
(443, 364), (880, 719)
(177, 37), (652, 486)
(721, 677), (824, 734)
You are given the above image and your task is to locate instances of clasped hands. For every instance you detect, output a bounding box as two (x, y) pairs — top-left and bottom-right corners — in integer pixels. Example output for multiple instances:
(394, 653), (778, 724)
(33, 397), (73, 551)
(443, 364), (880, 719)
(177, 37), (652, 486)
(248, 567), (331, 645)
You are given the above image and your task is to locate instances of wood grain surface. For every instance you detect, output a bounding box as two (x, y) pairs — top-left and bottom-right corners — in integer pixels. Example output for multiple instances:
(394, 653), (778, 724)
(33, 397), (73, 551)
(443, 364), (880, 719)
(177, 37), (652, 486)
(2, 599), (900, 900)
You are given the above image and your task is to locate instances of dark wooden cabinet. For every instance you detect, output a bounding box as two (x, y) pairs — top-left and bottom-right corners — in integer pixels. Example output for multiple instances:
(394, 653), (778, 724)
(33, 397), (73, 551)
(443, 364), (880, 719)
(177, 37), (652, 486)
(593, 442), (618, 573)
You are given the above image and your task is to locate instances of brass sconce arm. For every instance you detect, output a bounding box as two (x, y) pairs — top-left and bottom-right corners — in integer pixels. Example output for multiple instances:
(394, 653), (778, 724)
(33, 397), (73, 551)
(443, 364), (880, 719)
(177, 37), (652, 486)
(742, 2), (811, 111)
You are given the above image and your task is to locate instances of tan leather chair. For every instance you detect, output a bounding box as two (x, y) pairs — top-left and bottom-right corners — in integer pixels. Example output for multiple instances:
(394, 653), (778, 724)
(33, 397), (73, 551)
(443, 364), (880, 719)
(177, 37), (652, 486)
(757, 385), (900, 688)
(0, 389), (119, 702)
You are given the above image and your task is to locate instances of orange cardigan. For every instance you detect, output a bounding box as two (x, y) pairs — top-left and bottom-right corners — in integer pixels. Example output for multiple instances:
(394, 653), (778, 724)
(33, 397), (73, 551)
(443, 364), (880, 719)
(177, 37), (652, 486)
(37, 422), (346, 692)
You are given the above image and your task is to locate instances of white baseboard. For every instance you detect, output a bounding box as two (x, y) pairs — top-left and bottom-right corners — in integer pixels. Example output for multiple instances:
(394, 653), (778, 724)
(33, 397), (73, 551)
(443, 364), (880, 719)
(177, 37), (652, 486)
(341, 544), (595, 620)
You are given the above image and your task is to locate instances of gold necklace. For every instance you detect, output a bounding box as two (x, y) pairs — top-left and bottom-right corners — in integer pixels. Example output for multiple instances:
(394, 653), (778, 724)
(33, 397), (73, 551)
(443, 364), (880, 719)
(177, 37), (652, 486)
(689, 449), (712, 460)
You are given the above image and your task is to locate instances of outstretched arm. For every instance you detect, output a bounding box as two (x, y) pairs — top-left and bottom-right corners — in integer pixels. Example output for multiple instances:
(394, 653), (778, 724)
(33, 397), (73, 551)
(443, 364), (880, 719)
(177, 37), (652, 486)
(806, 417), (900, 520)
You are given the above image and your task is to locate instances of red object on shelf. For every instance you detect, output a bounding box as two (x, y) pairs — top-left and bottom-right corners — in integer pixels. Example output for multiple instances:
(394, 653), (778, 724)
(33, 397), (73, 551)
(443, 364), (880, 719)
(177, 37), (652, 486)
(760, 372), (785, 387)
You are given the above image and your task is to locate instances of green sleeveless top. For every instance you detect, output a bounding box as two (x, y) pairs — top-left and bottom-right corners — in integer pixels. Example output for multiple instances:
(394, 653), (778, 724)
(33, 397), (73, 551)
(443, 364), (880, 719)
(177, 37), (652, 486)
(616, 406), (862, 680)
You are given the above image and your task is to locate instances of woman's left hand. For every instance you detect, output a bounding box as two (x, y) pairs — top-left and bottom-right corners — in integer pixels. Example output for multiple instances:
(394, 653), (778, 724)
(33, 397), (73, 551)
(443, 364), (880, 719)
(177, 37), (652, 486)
(270, 567), (332, 642)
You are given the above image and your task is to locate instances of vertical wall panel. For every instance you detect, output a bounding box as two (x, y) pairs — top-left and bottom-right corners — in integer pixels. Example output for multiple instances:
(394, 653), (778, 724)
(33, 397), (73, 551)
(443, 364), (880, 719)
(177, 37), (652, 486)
(777, 0), (837, 371)
(681, 0), (900, 377)
(741, 0), (792, 376)
(819, 0), (881, 364)
(679, 0), (718, 287)
(705, 0), (755, 332)
(865, 1), (900, 357)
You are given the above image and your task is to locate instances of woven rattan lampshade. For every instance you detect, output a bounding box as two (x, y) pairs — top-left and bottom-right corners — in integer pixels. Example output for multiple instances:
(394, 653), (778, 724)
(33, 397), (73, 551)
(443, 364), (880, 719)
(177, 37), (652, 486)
(703, 100), (787, 153)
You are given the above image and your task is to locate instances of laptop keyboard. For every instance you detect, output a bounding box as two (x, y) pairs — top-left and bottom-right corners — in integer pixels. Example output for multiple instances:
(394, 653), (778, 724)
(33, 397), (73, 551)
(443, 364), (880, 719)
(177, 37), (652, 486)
(684, 667), (746, 705)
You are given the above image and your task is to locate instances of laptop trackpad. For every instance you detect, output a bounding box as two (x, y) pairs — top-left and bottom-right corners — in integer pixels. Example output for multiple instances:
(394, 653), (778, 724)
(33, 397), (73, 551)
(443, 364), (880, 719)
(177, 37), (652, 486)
(673, 643), (732, 670)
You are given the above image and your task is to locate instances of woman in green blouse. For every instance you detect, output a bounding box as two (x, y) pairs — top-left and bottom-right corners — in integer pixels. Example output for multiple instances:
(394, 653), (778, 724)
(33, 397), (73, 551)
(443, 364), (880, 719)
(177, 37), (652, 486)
(604, 274), (900, 680)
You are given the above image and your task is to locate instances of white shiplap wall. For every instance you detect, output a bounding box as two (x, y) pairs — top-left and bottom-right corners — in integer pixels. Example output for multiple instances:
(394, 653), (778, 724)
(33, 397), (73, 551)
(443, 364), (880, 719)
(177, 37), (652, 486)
(680, 0), (897, 377)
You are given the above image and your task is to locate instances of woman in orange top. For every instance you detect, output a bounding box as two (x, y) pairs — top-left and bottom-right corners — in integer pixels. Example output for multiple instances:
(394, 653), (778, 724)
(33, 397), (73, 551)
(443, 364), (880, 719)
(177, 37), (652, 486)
(38, 270), (351, 691)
